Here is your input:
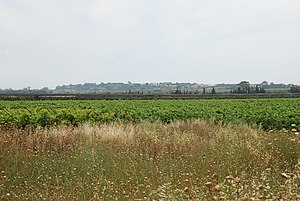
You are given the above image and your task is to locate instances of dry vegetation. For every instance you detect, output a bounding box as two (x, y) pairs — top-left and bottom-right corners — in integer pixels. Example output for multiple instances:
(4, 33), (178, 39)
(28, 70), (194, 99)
(1, 120), (300, 200)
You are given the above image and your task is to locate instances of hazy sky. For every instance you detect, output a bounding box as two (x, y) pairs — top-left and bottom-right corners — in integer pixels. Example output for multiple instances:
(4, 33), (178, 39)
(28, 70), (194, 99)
(0, 0), (299, 89)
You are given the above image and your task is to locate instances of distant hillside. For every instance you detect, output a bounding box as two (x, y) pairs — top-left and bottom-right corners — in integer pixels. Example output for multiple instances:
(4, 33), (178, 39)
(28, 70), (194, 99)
(54, 82), (208, 94)
(0, 81), (296, 94)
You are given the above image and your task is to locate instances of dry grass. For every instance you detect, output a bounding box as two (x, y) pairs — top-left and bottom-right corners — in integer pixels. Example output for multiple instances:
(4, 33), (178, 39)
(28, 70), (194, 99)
(0, 120), (300, 200)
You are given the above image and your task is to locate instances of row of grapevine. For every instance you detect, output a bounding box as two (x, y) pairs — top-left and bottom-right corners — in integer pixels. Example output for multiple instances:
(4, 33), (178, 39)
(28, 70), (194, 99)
(0, 99), (299, 130)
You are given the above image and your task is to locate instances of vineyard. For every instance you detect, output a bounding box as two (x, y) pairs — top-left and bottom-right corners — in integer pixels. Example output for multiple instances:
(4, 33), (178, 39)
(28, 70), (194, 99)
(0, 98), (300, 130)
(2, 99), (300, 200)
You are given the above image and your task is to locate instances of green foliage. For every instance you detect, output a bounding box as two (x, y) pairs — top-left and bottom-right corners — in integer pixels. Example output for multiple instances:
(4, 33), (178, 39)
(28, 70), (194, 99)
(36, 110), (53, 127)
(0, 99), (299, 129)
(211, 87), (216, 94)
(232, 85), (265, 94)
(290, 85), (300, 93)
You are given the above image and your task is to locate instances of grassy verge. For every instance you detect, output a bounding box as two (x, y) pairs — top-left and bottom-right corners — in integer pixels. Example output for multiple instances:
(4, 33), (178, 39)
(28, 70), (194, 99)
(1, 120), (300, 200)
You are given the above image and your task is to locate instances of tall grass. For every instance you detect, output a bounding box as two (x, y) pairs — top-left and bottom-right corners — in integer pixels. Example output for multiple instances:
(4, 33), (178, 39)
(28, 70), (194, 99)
(0, 120), (300, 200)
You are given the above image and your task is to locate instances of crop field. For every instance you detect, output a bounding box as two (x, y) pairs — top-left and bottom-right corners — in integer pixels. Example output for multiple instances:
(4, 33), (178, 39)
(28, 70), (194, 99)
(0, 98), (300, 129)
(1, 99), (300, 200)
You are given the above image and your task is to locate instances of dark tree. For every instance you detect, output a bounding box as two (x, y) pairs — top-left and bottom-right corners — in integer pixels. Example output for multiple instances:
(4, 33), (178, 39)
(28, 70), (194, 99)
(290, 85), (300, 93)
(211, 87), (216, 94)
(255, 85), (260, 93)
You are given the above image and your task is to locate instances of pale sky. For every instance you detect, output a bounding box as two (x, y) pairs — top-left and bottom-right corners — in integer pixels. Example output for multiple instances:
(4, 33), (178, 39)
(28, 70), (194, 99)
(0, 0), (299, 89)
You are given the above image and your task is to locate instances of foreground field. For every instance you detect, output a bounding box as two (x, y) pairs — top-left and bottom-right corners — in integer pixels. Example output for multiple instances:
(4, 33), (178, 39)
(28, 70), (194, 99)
(1, 98), (300, 129)
(1, 120), (300, 200)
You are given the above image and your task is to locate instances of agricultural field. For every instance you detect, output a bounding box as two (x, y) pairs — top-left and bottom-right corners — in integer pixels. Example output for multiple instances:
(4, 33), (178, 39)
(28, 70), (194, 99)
(1, 98), (300, 200)
(0, 98), (300, 130)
